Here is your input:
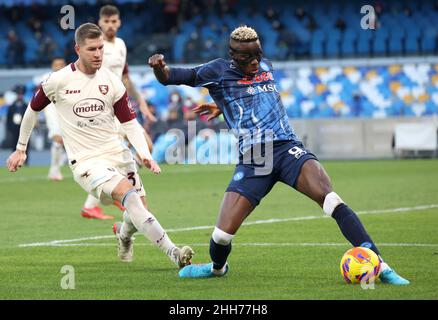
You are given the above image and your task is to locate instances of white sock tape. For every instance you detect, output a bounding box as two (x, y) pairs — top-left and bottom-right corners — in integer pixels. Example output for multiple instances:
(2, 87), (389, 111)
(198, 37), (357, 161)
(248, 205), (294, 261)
(212, 227), (234, 245)
(323, 192), (344, 216)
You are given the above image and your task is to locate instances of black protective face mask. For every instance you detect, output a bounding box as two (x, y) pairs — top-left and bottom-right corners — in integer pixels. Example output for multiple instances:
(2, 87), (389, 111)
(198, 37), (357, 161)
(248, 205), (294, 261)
(230, 46), (263, 66)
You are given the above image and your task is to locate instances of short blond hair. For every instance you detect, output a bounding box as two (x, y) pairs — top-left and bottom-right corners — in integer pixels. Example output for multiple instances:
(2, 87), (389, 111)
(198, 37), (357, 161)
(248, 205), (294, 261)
(75, 23), (102, 46)
(230, 25), (259, 42)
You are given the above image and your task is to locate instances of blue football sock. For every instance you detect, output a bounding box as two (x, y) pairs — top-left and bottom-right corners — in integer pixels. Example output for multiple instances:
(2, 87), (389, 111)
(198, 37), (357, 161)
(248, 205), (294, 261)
(209, 238), (231, 270)
(332, 204), (380, 255)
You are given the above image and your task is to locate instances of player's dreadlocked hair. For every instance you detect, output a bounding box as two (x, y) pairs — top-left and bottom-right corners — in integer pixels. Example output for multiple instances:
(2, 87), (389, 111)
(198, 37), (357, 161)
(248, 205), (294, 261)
(230, 25), (259, 42)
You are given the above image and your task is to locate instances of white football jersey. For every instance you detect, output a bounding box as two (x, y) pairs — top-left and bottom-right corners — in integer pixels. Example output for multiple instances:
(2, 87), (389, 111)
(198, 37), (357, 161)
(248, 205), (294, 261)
(102, 37), (127, 80)
(36, 63), (136, 164)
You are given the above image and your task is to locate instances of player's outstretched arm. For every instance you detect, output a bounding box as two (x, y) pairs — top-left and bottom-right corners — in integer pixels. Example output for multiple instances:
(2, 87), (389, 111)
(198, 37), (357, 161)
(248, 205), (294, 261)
(114, 90), (161, 173)
(148, 54), (196, 86)
(122, 122), (161, 174)
(193, 103), (222, 121)
(121, 120), (161, 174)
(6, 103), (43, 172)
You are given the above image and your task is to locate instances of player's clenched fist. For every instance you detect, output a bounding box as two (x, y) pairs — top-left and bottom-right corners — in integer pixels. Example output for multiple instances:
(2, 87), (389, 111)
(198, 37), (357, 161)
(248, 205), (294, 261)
(148, 54), (166, 69)
(6, 150), (27, 172)
(148, 54), (170, 83)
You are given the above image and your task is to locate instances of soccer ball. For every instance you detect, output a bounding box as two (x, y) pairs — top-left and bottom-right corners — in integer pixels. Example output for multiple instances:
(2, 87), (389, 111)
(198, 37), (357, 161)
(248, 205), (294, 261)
(340, 247), (381, 284)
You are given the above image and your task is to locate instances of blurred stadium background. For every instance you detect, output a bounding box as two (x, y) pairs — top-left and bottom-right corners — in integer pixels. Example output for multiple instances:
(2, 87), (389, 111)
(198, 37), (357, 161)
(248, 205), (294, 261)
(0, 0), (437, 165)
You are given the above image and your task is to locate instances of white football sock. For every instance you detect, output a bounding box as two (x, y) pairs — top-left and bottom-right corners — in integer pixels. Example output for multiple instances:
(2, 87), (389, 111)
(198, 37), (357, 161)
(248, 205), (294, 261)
(52, 141), (63, 169)
(84, 194), (100, 209)
(378, 255), (391, 271)
(48, 142), (63, 177)
(211, 263), (228, 276)
(122, 190), (176, 258)
(380, 262), (391, 272)
(120, 211), (137, 239)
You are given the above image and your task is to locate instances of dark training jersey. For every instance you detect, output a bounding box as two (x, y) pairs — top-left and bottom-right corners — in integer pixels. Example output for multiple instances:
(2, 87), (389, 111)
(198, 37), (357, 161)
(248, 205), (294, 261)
(166, 58), (299, 153)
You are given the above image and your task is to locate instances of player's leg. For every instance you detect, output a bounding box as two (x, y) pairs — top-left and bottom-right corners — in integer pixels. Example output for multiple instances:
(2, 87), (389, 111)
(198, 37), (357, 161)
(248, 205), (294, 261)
(46, 109), (64, 180)
(294, 159), (409, 285)
(210, 191), (255, 274)
(111, 168), (142, 241)
(81, 193), (114, 220)
(179, 164), (274, 278)
(48, 137), (64, 181)
(179, 191), (255, 278)
(110, 171), (193, 268)
(294, 159), (381, 254)
(80, 164), (124, 219)
(115, 195), (149, 241)
(111, 179), (172, 252)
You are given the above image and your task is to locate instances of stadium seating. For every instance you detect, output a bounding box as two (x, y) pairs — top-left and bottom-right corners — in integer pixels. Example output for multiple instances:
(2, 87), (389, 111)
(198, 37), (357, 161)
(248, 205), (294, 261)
(136, 61), (438, 120)
(0, 0), (437, 66)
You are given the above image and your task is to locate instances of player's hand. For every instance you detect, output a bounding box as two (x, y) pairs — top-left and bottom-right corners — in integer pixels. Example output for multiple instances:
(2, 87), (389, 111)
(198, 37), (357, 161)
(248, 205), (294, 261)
(148, 54), (166, 69)
(193, 103), (222, 121)
(6, 150), (27, 172)
(139, 100), (157, 123)
(142, 158), (161, 174)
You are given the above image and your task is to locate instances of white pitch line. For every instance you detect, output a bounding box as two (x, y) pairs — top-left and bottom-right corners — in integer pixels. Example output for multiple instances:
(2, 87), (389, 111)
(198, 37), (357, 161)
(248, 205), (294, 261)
(18, 242), (438, 248)
(17, 203), (438, 248)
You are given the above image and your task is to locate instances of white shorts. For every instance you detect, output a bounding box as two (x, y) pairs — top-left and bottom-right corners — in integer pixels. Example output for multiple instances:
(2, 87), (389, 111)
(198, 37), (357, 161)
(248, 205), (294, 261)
(71, 149), (146, 203)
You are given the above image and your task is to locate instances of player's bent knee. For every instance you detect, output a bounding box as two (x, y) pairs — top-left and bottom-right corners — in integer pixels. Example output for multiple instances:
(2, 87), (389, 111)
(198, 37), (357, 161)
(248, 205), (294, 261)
(323, 192), (344, 216)
(212, 227), (234, 245)
(101, 176), (128, 202)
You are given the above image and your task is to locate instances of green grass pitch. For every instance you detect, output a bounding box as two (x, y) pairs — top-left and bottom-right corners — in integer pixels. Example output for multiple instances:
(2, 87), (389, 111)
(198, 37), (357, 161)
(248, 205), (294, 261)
(0, 159), (437, 299)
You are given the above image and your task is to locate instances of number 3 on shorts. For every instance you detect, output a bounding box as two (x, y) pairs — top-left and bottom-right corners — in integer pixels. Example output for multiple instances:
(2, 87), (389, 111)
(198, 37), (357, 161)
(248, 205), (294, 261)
(127, 172), (137, 186)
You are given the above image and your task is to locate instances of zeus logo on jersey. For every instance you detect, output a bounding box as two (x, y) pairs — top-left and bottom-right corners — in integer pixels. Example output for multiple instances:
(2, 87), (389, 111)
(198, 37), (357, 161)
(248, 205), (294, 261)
(73, 98), (105, 118)
(65, 89), (81, 94)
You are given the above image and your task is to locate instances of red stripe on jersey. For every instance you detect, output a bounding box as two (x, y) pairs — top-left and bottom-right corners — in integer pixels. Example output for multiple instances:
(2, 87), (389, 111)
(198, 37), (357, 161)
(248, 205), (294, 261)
(30, 85), (51, 111)
(122, 63), (129, 75)
(70, 63), (76, 71)
(114, 91), (136, 123)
